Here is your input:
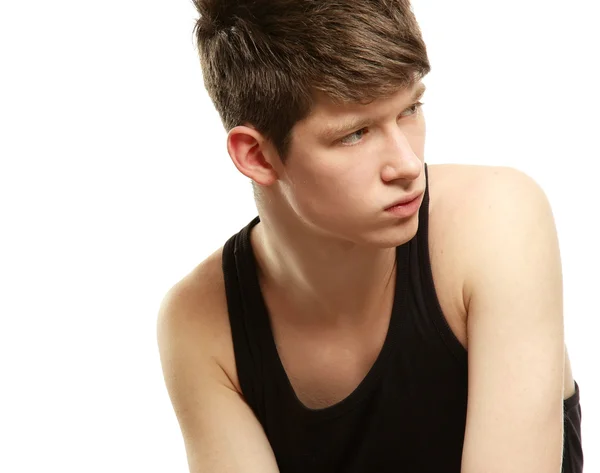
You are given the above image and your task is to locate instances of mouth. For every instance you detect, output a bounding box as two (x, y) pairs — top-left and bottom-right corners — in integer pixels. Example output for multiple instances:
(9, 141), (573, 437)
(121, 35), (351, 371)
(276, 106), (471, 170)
(385, 191), (424, 210)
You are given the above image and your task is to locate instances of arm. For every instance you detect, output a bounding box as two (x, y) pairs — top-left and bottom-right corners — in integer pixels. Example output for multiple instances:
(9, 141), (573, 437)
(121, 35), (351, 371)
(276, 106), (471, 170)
(460, 168), (566, 472)
(157, 282), (280, 473)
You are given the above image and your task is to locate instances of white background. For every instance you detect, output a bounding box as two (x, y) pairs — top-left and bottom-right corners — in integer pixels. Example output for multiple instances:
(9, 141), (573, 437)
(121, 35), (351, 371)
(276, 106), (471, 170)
(1, 0), (597, 471)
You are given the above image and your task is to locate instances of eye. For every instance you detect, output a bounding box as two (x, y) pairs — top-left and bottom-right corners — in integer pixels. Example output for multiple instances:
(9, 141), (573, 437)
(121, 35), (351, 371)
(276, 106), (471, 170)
(338, 101), (425, 147)
(400, 101), (425, 118)
(339, 128), (369, 146)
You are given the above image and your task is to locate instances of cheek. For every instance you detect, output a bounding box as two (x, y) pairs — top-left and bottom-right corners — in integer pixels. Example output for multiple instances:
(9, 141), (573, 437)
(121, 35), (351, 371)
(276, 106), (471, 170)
(301, 165), (365, 199)
(287, 151), (380, 214)
(296, 170), (375, 220)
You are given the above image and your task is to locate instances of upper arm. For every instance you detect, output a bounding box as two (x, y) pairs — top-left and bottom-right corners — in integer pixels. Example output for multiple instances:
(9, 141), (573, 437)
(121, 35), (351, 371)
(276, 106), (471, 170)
(156, 282), (280, 473)
(459, 167), (566, 473)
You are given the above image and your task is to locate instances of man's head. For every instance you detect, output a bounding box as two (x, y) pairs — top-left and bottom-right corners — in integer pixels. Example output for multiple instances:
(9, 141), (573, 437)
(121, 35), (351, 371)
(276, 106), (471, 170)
(193, 0), (430, 247)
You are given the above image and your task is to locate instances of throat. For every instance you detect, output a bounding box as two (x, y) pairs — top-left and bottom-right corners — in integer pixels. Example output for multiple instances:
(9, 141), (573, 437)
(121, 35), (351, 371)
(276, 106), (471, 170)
(250, 221), (399, 326)
(263, 257), (397, 330)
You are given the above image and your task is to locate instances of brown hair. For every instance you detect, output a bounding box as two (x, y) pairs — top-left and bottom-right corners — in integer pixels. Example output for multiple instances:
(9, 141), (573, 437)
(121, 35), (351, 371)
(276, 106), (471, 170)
(192, 0), (431, 163)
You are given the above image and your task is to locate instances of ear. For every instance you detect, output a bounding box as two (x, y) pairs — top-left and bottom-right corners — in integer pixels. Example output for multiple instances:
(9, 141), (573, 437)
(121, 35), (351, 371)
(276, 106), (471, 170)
(226, 126), (279, 187)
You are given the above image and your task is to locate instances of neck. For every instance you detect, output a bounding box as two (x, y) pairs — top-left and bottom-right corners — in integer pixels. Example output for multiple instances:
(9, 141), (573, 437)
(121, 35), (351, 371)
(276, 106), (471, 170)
(250, 210), (398, 327)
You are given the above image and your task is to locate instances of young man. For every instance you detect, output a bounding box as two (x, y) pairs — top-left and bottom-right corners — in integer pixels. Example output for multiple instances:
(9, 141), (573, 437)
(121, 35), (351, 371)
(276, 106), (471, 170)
(157, 1), (583, 472)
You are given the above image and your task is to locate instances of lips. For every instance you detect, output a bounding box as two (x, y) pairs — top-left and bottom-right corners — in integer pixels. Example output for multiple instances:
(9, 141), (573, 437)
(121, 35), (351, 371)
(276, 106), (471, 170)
(385, 191), (424, 210)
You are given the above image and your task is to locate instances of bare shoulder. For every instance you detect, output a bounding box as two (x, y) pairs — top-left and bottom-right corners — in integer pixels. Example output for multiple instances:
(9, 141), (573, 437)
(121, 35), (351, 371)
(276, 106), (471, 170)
(424, 163), (545, 348)
(427, 162), (546, 304)
(430, 163), (549, 300)
(427, 163), (576, 398)
(157, 246), (241, 392)
(426, 162), (539, 274)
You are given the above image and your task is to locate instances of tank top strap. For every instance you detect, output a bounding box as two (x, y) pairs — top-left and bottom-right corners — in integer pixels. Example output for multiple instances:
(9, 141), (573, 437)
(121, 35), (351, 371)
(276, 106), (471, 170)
(222, 217), (268, 421)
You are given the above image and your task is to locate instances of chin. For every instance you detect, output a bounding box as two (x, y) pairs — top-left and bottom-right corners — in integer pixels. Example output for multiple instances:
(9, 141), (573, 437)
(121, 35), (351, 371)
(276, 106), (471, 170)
(365, 215), (421, 248)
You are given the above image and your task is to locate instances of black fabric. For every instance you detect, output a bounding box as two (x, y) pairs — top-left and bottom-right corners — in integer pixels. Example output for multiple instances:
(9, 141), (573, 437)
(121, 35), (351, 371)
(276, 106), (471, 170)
(563, 385), (584, 473)
(221, 162), (583, 472)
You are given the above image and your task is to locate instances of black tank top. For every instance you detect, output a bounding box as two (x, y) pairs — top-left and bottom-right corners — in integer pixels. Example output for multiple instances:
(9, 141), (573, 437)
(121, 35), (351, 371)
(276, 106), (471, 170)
(221, 163), (583, 472)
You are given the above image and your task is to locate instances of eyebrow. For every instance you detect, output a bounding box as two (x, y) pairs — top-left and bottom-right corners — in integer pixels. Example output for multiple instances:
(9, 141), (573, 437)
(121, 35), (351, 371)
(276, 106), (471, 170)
(321, 83), (427, 141)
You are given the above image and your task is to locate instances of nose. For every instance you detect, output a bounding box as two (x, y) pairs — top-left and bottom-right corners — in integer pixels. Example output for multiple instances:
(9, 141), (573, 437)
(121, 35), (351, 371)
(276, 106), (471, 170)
(380, 129), (422, 182)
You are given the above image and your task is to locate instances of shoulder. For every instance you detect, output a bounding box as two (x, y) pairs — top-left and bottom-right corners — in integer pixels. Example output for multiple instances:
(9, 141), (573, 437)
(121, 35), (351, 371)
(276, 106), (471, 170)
(425, 163), (551, 324)
(427, 162), (550, 245)
(157, 246), (241, 391)
(158, 247), (227, 332)
(434, 164), (553, 306)
(424, 163), (532, 247)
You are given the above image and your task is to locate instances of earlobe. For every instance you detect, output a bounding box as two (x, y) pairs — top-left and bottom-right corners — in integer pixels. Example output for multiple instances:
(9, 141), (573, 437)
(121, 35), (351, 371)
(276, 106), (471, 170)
(227, 126), (278, 186)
